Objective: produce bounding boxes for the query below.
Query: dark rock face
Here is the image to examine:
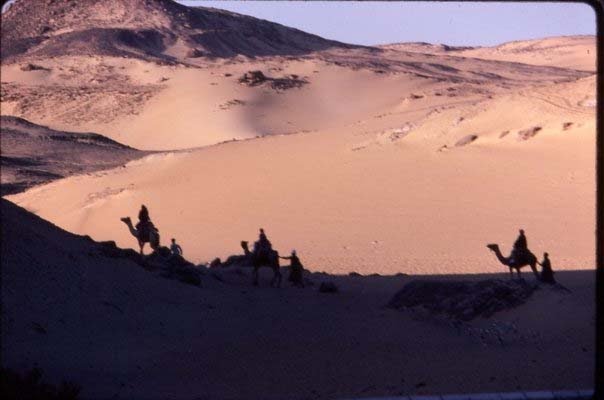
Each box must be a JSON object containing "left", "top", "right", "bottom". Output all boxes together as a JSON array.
[
  {"left": 0, "top": 116, "right": 145, "bottom": 195},
  {"left": 387, "top": 279, "right": 539, "bottom": 321},
  {"left": 1, "top": 0, "right": 357, "bottom": 62},
  {"left": 97, "top": 241, "right": 202, "bottom": 287}
]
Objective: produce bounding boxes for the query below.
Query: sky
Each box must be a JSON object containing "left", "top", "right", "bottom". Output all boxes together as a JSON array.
[{"left": 179, "top": 1, "right": 596, "bottom": 47}]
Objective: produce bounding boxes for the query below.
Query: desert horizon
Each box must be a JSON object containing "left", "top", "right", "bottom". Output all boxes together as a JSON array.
[{"left": 0, "top": 0, "right": 599, "bottom": 399}]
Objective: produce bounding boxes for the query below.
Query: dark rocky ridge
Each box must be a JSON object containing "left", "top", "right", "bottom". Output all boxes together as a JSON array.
[
  {"left": 388, "top": 279, "right": 540, "bottom": 321},
  {"left": 0, "top": 116, "right": 146, "bottom": 195},
  {"left": 1, "top": 0, "right": 360, "bottom": 62},
  {"left": 1, "top": 198, "right": 202, "bottom": 286}
]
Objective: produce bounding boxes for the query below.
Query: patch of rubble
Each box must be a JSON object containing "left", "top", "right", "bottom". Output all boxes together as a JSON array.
[
  {"left": 238, "top": 70, "right": 308, "bottom": 91},
  {"left": 219, "top": 99, "right": 246, "bottom": 110},
  {"left": 517, "top": 126, "right": 542, "bottom": 141},
  {"left": 387, "top": 279, "right": 539, "bottom": 321}
]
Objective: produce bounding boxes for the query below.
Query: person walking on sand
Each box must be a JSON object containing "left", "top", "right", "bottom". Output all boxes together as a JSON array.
[
  {"left": 170, "top": 238, "right": 183, "bottom": 257},
  {"left": 280, "top": 250, "right": 305, "bottom": 287},
  {"left": 538, "top": 252, "right": 555, "bottom": 284}
]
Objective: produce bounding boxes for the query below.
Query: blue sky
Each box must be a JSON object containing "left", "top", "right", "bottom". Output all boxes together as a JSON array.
[{"left": 180, "top": 1, "right": 596, "bottom": 47}]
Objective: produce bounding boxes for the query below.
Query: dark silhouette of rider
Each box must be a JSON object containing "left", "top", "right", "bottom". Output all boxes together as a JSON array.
[
  {"left": 281, "top": 250, "right": 304, "bottom": 287},
  {"left": 513, "top": 229, "right": 527, "bottom": 251},
  {"left": 259, "top": 228, "right": 271, "bottom": 247},
  {"left": 254, "top": 228, "right": 272, "bottom": 256},
  {"left": 510, "top": 229, "right": 527, "bottom": 264},
  {"left": 138, "top": 205, "right": 150, "bottom": 224},
  {"left": 136, "top": 205, "right": 154, "bottom": 241},
  {"left": 538, "top": 252, "right": 555, "bottom": 284}
]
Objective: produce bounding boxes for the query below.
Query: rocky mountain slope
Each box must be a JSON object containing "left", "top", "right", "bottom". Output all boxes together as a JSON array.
[
  {"left": 1, "top": 0, "right": 357, "bottom": 62},
  {"left": 0, "top": 116, "right": 145, "bottom": 195}
]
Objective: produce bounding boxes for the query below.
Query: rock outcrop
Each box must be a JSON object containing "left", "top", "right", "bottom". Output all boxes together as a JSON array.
[{"left": 388, "top": 279, "right": 539, "bottom": 321}]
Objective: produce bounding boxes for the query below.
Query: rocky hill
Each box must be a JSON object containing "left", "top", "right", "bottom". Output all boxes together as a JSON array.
[
  {"left": 1, "top": 0, "right": 358, "bottom": 62},
  {"left": 0, "top": 116, "right": 145, "bottom": 195}
]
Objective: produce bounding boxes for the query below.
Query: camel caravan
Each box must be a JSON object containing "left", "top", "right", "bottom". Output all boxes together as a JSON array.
[
  {"left": 120, "top": 206, "right": 304, "bottom": 287},
  {"left": 121, "top": 205, "right": 556, "bottom": 287}
]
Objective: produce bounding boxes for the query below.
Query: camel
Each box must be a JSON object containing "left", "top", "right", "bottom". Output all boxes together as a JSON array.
[
  {"left": 120, "top": 217, "right": 160, "bottom": 255},
  {"left": 241, "top": 240, "right": 281, "bottom": 287},
  {"left": 486, "top": 244, "right": 539, "bottom": 279}
]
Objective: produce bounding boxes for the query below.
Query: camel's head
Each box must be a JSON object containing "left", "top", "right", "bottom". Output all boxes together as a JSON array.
[
  {"left": 486, "top": 244, "right": 499, "bottom": 252},
  {"left": 120, "top": 217, "right": 131, "bottom": 224},
  {"left": 241, "top": 241, "right": 249, "bottom": 251}
]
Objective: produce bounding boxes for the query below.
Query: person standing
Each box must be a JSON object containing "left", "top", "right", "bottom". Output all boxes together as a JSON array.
[
  {"left": 281, "top": 250, "right": 305, "bottom": 287},
  {"left": 538, "top": 252, "right": 555, "bottom": 283},
  {"left": 170, "top": 238, "right": 183, "bottom": 257}
]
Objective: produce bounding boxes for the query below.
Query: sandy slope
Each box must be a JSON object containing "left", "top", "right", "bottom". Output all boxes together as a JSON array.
[
  {"left": 382, "top": 35, "right": 596, "bottom": 72},
  {"left": 1, "top": 199, "right": 595, "bottom": 399},
  {"left": 1, "top": 35, "right": 594, "bottom": 150},
  {"left": 7, "top": 68, "right": 596, "bottom": 275}
]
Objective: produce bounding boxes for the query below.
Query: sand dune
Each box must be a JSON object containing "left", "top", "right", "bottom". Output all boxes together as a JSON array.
[
  {"left": 7, "top": 72, "right": 596, "bottom": 274},
  {"left": 1, "top": 4, "right": 594, "bottom": 151},
  {"left": 381, "top": 35, "right": 596, "bottom": 72},
  {"left": 3, "top": 2, "right": 596, "bottom": 276}
]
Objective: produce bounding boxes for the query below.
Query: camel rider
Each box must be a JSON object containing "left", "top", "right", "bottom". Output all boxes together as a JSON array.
[
  {"left": 281, "top": 250, "right": 304, "bottom": 287},
  {"left": 509, "top": 229, "right": 527, "bottom": 264},
  {"left": 136, "top": 205, "right": 156, "bottom": 241},
  {"left": 514, "top": 229, "right": 527, "bottom": 251},
  {"left": 254, "top": 228, "right": 272, "bottom": 258},
  {"left": 538, "top": 252, "right": 555, "bottom": 284}
]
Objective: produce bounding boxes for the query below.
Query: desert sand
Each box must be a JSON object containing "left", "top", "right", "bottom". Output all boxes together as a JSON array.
[
  {"left": 1, "top": 199, "right": 595, "bottom": 399},
  {"left": 0, "top": 0, "right": 597, "bottom": 398},
  {"left": 5, "top": 60, "right": 596, "bottom": 275}
]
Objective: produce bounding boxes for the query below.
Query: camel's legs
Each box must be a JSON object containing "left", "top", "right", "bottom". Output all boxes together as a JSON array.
[
  {"left": 271, "top": 269, "right": 281, "bottom": 288},
  {"left": 252, "top": 266, "right": 259, "bottom": 286},
  {"left": 509, "top": 267, "right": 514, "bottom": 278},
  {"left": 530, "top": 263, "right": 540, "bottom": 279},
  {"left": 276, "top": 270, "right": 282, "bottom": 287}
]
